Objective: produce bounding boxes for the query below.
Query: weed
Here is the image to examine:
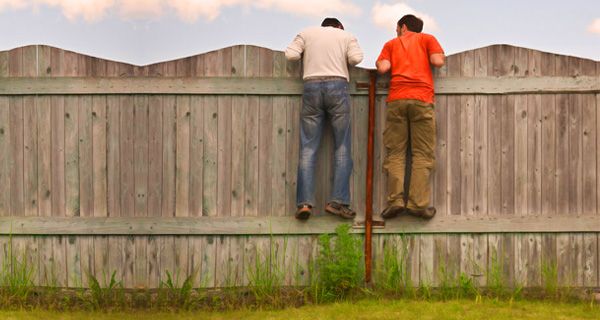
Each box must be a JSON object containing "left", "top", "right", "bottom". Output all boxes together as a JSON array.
[
  {"left": 375, "top": 234, "right": 414, "bottom": 297},
  {"left": 0, "top": 234, "right": 37, "bottom": 309},
  {"left": 157, "top": 269, "right": 199, "bottom": 311},
  {"left": 81, "top": 269, "right": 125, "bottom": 311},
  {"left": 314, "top": 224, "right": 364, "bottom": 302}
]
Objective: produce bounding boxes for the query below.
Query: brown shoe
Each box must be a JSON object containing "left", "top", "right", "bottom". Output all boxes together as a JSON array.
[
  {"left": 295, "top": 204, "right": 312, "bottom": 220},
  {"left": 325, "top": 201, "right": 356, "bottom": 219},
  {"left": 380, "top": 206, "right": 404, "bottom": 219},
  {"left": 407, "top": 207, "right": 436, "bottom": 219}
]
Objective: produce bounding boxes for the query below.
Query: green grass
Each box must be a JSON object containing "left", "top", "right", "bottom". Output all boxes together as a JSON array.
[{"left": 0, "top": 299, "right": 597, "bottom": 320}]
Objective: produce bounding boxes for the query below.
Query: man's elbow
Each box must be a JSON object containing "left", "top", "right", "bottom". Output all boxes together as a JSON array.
[
  {"left": 285, "top": 49, "right": 301, "bottom": 61},
  {"left": 376, "top": 61, "right": 390, "bottom": 74},
  {"left": 430, "top": 54, "right": 445, "bottom": 68},
  {"left": 348, "top": 54, "right": 363, "bottom": 66}
]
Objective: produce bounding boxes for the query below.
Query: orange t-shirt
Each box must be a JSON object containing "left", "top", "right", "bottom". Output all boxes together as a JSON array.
[{"left": 377, "top": 31, "right": 444, "bottom": 103}]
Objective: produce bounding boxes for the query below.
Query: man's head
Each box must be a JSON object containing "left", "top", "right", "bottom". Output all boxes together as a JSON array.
[
  {"left": 321, "top": 17, "right": 344, "bottom": 30},
  {"left": 396, "top": 14, "right": 423, "bottom": 36}
]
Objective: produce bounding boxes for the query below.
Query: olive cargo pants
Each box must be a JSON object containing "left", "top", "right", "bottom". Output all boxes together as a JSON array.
[{"left": 383, "top": 99, "right": 436, "bottom": 211}]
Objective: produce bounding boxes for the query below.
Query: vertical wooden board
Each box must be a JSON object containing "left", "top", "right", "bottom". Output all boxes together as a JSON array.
[
  {"left": 230, "top": 45, "right": 244, "bottom": 77},
  {"left": 23, "top": 96, "right": 38, "bottom": 217},
  {"left": 295, "top": 235, "right": 313, "bottom": 286},
  {"left": 203, "top": 96, "right": 218, "bottom": 217},
  {"left": 488, "top": 45, "right": 515, "bottom": 77},
  {"left": 568, "top": 94, "right": 583, "bottom": 215},
  {"left": 37, "top": 236, "right": 53, "bottom": 286},
  {"left": 0, "top": 50, "right": 8, "bottom": 76},
  {"left": 569, "top": 233, "right": 583, "bottom": 287},
  {"left": 527, "top": 233, "right": 542, "bottom": 287},
  {"left": 176, "top": 95, "right": 191, "bottom": 217},
  {"left": 133, "top": 95, "right": 149, "bottom": 217},
  {"left": 514, "top": 234, "right": 528, "bottom": 286},
  {"left": 432, "top": 234, "right": 447, "bottom": 286},
  {"left": 135, "top": 236, "right": 147, "bottom": 287},
  {"left": 583, "top": 233, "right": 598, "bottom": 287},
  {"left": 258, "top": 96, "right": 273, "bottom": 216},
  {"left": 146, "top": 235, "right": 160, "bottom": 288},
  {"left": 541, "top": 233, "right": 557, "bottom": 284},
  {"left": 229, "top": 236, "right": 244, "bottom": 286},
  {"left": 351, "top": 95, "right": 367, "bottom": 219},
  {"left": 187, "top": 236, "right": 202, "bottom": 287},
  {"left": 201, "top": 235, "right": 216, "bottom": 287},
  {"left": 556, "top": 233, "right": 571, "bottom": 286},
  {"left": 514, "top": 47, "right": 528, "bottom": 77},
  {"left": 217, "top": 96, "right": 232, "bottom": 217},
  {"left": 92, "top": 96, "right": 108, "bottom": 217},
  {"left": 271, "top": 97, "right": 287, "bottom": 216},
  {"left": 66, "top": 235, "right": 82, "bottom": 287},
  {"left": 243, "top": 235, "right": 257, "bottom": 286},
  {"left": 106, "top": 94, "right": 121, "bottom": 218},
  {"left": 446, "top": 234, "right": 461, "bottom": 283},
  {"left": 502, "top": 234, "right": 514, "bottom": 286},
  {"left": 121, "top": 235, "right": 135, "bottom": 288},
  {"left": 146, "top": 95, "right": 163, "bottom": 218},
  {"left": 79, "top": 95, "right": 93, "bottom": 217},
  {"left": 473, "top": 95, "right": 488, "bottom": 215},
  {"left": 273, "top": 51, "right": 286, "bottom": 78},
  {"left": 244, "top": 97, "right": 259, "bottom": 217},
  {"left": 372, "top": 96, "right": 387, "bottom": 216},
  {"left": 38, "top": 46, "right": 52, "bottom": 77},
  {"left": 472, "top": 234, "right": 487, "bottom": 286},
  {"left": 9, "top": 97, "right": 24, "bottom": 216},
  {"left": 215, "top": 236, "right": 230, "bottom": 287},
  {"left": 460, "top": 95, "right": 475, "bottom": 215},
  {"left": 555, "top": 94, "right": 569, "bottom": 215},
  {"left": 119, "top": 95, "right": 135, "bottom": 217},
  {"left": 433, "top": 95, "right": 448, "bottom": 215},
  {"left": 230, "top": 96, "right": 246, "bottom": 217},
  {"left": 107, "top": 236, "right": 123, "bottom": 286},
  {"left": 175, "top": 237, "right": 189, "bottom": 285},
  {"left": 487, "top": 95, "right": 502, "bottom": 215},
  {"left": 50, "top": 96, "right": 65, "bottom": 217},
  {"left": 486, "top": 234, "right": 502, "bottom": 287},
  {"left": 446, "top": 95, "right": 461, "bottom": 215},
  {"left": 0, "top": 97, "right": 8, "bottom": 216},
  {"left": 418, "top": 235, "right": 434, "bottom": 286},
  {"left": 459, "top": 234, "right": 474, "bottom": 282},
  {"left": 281, "top": 236, "right": 297, "bottom": 286},
  {"left": 514, "top": 95, "right": 528, "bottom": 215},
  {"left": 37, "top": 97, "right": 52, "bottom": 217},
  {"left": 94, "top": 236, "right": 109, "bottom": 285},
  {"left": 64, "top": 97, "right": 79, "bottom": 217},
  {"left": 527, "top": 95, "right": 542, "bottom": 214},
  {"left": 8, "top": 47, "right": 23, "bottom": 78},
  {"left": 189, "top": 95, "right": 203, "bottom": 217},
  {"left": 501, "top": 95, "right": 515, "bottom": 215},
  {"left": 53, "top": 236, "right": 67, "bottom": 287},
  {"left": 527, "top": 49, "right": 541, "bottom": 76},
  {"left": 162, "top": 95, "right": 176, "bottom": 217},
  {"left": 541, "top": 94, "right": 556, "bottom": 215},
  {"left": 582, "top": 94, "right": 596, "bottom": 214}
]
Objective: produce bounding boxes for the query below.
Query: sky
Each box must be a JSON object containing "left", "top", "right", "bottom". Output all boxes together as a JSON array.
[{"left": 0, "top": 0, "right": 598, "bottom": 69}]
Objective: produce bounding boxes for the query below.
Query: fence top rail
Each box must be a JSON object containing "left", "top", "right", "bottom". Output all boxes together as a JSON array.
[{"left": 0, "top": 75, "right": 598, "bottom": 95}]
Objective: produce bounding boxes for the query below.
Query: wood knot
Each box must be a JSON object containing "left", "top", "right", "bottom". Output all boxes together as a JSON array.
[
  {"left": 0, "top": 128, "right": 4, "bottom": 135},
  {"left": 65, "top": 113, "right": 70, "bottom": 119},
  {"left": 212, "top": 113, "right": 217, "bottom": 119}
]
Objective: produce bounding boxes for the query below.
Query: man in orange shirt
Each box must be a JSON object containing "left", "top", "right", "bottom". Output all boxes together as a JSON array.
[{"left": 376, "top": 14, "right": 445, "bottom": 219}]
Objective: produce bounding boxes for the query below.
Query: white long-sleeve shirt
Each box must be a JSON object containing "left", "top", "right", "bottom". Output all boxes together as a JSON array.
[{"left": 285, "top": 26, "right": 364, "bottom": 82}]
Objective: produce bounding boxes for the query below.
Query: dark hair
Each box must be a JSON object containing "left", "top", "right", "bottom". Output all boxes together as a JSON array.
[
  {"left": 397, "top": 14, "right": 423, "bottom": 33},
  {"left": 321, "top": 17, "right": 344, "bottom": 30}
]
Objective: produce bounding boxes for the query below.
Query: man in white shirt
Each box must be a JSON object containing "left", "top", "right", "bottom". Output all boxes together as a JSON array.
[{"left": 285, "top": 17, "right": 364, "bottom": 220}]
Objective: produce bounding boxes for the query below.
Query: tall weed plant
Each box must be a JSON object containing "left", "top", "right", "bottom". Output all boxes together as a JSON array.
[
  {"left": 0, "top": 234, "right": 36, "bottom": 309},
  {"left": 314, "top": 224, "right": 363, "bottom": 301}
]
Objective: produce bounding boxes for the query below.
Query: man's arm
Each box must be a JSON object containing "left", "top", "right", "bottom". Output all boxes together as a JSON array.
[
  {"left": 347, "top": 36, "right": 364, "bottom": 66},
  {"left": 285, "top": 33, "right": 304, "bottom": 61},
  {"left": 376, "top": 59, "right": 391, "bottom": 74},
  {"left": 430, "top": 53, "right": 445, "bottom": 67}
]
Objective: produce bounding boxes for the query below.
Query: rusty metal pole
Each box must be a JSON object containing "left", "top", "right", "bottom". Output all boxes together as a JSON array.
[{"left": 365, "top": 70, "right": 377, "bottom": 283}]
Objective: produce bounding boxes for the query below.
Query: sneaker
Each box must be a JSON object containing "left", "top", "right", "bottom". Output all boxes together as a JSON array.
[
  {"left": 380, "top": 206, "right": 404, "bottom": 219},
  {"left": 406, "top": 207, "right": 436, "bottom": 219},
  {"left": 325, "top": 201, "right": 356, "bottom": 219},
  {"left": 295, "top": 204, "right": 312, "bottom": 220}
]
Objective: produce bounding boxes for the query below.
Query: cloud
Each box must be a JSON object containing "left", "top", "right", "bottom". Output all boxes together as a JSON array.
[
  {"left": 372, "top": 2, "right": 439, "bottom": 32},
  {"left": 0, "top": 0, "right": 361, "bottom": 23},
  {"left": 586, "top": 18, "right": 600, "bottom": 35}
]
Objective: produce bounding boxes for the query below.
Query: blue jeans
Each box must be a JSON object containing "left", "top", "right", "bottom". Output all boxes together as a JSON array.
[{"left": 296, "top": 78, "right": 353, "bottom": 207}]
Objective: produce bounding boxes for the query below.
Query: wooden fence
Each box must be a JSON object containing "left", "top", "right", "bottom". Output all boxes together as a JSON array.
[{"left": 0, "top": 44, "right": 598, "bottom": 289}]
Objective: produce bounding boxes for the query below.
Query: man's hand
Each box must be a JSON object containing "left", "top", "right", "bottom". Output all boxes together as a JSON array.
[
  {"left": 376, "top": 60, "right": 391, "bottom": 74},
  {"left": 430, "top": 53, "right": 445, "bottom": 68}
]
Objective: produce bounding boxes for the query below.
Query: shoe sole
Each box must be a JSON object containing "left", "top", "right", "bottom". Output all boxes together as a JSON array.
[
  {"left": 295, "top": 208, "right": 311, "bottom": 220},
  {"left": 325, "top": 206, "right": 356, "bottom": 219},
  {"left": 407, "top": 207, "right": 436, "bottom": 219},
  {"left": 381, "top": 206, "right": 403, "bottom": 219}
]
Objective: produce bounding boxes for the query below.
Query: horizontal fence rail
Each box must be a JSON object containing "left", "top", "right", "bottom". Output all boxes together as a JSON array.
[
  {"left": 1, "top": 76, "right": 598, "bottom": 95},
  {"left": 0, "top": 214, "right": 598, "bottom": 235}
]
